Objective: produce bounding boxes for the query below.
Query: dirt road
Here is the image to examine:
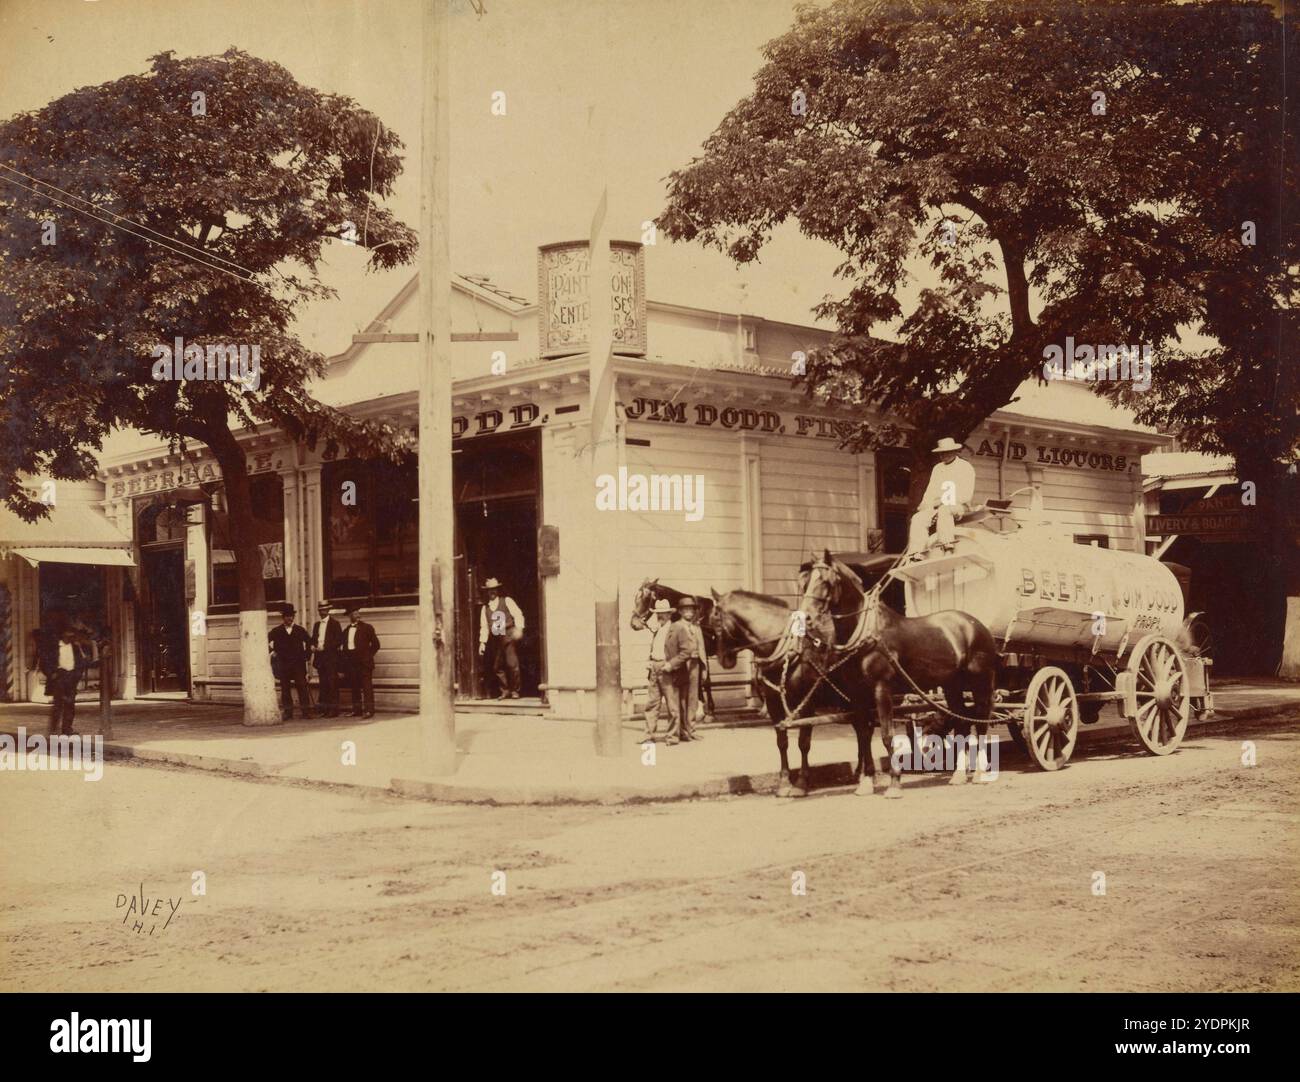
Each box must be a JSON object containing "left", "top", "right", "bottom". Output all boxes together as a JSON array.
[{"left": 3, "top": 716, "right": 1297, "bottom": 992}]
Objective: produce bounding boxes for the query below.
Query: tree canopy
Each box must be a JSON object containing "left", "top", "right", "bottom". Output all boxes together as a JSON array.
[
  {"left": 659, "top": 0, "right": 1297, "bottom": 478},
  {"left": 0, "top": 48, "right": 418, "bottom": 520}
]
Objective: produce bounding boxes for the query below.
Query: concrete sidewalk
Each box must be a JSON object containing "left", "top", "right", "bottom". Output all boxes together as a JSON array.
[{"left": 4, "top": 680, "right": 1299, "bottom": 804}]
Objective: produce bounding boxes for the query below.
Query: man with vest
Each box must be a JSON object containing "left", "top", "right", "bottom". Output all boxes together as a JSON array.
[
  {"left": 661, "top": 597, "right": 706, "bottom": 744},
  {"left": 641, "top": 598, "right": 674, "bottom": 742},
  {"left": 908, "top": 437, "right": 977, "bottom": 557},
  {"left": 268, "top": 604, "right": 314, "bottom": 721},
  {"left": 478, "top": 578, "right": 524, "bottom": 699},
  {"left": 341, "top": 604, "right": 381, "bottom": 717},
  {"left": 309, "top": 600, "right": 344, "bottom": 718}
]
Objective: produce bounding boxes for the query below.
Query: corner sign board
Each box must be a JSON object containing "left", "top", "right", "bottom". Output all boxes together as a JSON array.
[
  {"left": 538, "top": 525, "right": 560, "bottom": 577},
  {"left": 538, "top": 241, "right": 646, "bottom": 359}
]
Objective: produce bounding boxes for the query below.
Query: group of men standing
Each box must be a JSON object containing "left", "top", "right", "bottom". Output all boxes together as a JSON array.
[
  {"left": 642, "top": 596, "right": 707, "bottom": 745},
  {"left": 269, "top": 601, "right": 381, "bottom": 720}
]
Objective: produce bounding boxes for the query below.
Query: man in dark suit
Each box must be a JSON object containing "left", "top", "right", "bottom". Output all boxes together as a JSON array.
[
  {"left": 268, "top": 604, "right": 314, "bottom": 720},
  {"left": 341, "top": 605, "right": 380, "bottom": 718},
  {"left": 309, "top": 600, "right": 344, "bottom": 718},
  {"left": 660, "top": 597, "right": 704, "bottom": 744}
]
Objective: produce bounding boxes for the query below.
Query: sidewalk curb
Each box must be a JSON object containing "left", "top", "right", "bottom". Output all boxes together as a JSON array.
[
  {"left": 100, "top": 741, "right": 271, "bottom": 777},
  {"left": 389, "top": 761, "right": 862, "bottom": 807},
  {"left": 7, "top": 701, "right": 1299, "bottom": 806}
]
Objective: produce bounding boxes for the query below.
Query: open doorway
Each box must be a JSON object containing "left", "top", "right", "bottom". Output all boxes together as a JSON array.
[
  {"left": 36, "top": 562, "right": 108, "bottom": 700},
  {"left": 135, "top": 501, "right": 191, "bottom": 694},
  {"left": 452, "top": 431, "right": 542, "bottom": 699}
]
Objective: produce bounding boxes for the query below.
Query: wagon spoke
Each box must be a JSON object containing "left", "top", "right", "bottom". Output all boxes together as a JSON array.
[
  {"left": 1022, "top": 666, "right": 1078, "bottom": 771},
  {"left": 1127, "top": 636, "right": 1190, "bottom": 757}
]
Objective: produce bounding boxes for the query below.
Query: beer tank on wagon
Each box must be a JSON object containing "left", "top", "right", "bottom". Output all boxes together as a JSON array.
[
  {"left": 899, "top": 529, "right": 1186, "bottom": 658},
  {"left": 889, "top": 510, "right": 1212, "bottom": 770}
]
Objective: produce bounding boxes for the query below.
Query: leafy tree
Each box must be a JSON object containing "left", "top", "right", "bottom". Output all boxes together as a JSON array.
[
  {"left": 659, "top": 0, "right": 1297, "bottom": 535},
  {"left": 0, "top": 49, "right": 417, "bottom": 724}
]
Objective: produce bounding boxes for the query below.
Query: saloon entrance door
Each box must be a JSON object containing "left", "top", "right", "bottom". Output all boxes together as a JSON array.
[{"left": 452, "top": 431, "right": 543, "bottom": 699}]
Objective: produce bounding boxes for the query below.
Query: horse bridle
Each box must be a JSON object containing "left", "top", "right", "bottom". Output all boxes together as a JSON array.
[
  {"left": 800, "top": 557, "right": 880, "bottom": 653},
  {"left": 629, "top": 581, "right": 656, "bottom": 631}
]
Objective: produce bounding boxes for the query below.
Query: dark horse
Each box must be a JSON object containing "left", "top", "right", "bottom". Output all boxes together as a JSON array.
[
  {"left": 798, "top": 549, "right": 999, "bottom": 796},
  {"left": 629, "top": 578, "right": 716, "bottom": 717},
  {"left": 708, "top": 586, "right": 879, "bottom": 798}
]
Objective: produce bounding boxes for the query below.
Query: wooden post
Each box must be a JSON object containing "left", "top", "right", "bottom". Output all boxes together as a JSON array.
[
  {"left": 417, "top": 0, "right": 457, "bottom": 775},
  {"left": 589, "top": 194, "right": 622, "bottom": 756},
  {"left": 98, "top": 640, "right": 113, "bottom": 740}
]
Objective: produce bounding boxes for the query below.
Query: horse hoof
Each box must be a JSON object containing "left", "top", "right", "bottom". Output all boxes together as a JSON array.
[
  {"left": 789, "top": 785, "right": 809, "bottom": 798},
  {"left": 854, "top": 779, "right": 875, "bottom": 797},
  {"left": 775, "top": 782, "right": 795, "bottom": 799},
  {"left": 948, "top": 771, "right": 970, "bottom": 786},
  {"left": 884, "top": 785, "right": 904, "bottom": 800},
  {"left": 975, "top": 771, "right": 998, "bottom": 784}
]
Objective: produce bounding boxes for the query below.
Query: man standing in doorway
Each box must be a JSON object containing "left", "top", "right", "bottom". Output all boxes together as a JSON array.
[
  {"left": 641, "top": 598, "right": 674, "bottom": 741},
  {"left": 907, "top": 437, "right": 977, "bottom": 557},
  {"left": 269, "top": 604, "right": 314, "bottom": 721},
  {"left": 341, "top": 605, "right": 381, "bottom": 717},
  {"left": 661, "top": 597, "right": 705, "bottom": 744},
  {"left": 46, "top": 627, "right": 88, "bottom": 736},
  {"left": 478, "top": 578, "right": 524, "bottom": 699},
  {"left": 309, "top": 600, "right": 343, "bottom": 718}
]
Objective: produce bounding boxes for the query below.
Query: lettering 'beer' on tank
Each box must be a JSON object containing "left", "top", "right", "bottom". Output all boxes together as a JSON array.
[{"left": 902, "top": 528, "right": 1185, "bottom": 654}]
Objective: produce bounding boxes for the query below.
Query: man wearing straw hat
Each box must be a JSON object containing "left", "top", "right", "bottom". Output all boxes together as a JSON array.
[
  {"left": 641, "top": 598, "right": 675, "bottom": 742},
  {"left": 907, "top": 437, "right": 976, "bottom": 557},
  {"left": 478, "top": 577, "right": 524, "bottom": 699}
]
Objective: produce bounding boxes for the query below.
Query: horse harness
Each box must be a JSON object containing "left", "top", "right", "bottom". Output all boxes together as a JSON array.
[{"left": 754, "top": 579, "right": 884, "bottom": 722}]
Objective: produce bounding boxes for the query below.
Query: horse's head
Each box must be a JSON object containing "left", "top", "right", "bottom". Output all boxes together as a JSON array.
[
  {"left": 629, "top": 577, "right": 659, "bottom": 631},
  {"left": 799, "top": 548, "right": 844, "bottom": 618},
  {"left": 708, "top": 587, "right": 739, "bottom": 669}
]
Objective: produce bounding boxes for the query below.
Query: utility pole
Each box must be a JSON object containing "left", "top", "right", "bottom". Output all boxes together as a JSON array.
[
  {"left": 417, "top": 0, "right": 457, "bottom": 774},
  {"left": 589, "top": 190, "right": 622, "bottom": 756}
]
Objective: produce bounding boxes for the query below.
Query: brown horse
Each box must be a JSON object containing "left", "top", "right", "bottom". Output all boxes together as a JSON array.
[
  {"left": 798, "top": 549, "right": 999, "bottom": 797},
  {"left": 708, "top": 586, "right": 878, "bottom": 798}
]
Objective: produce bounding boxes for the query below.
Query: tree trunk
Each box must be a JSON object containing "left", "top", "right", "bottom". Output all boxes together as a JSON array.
[
  {"left": 208, "top": 428, "right": 281, "bottom": 726},
  {"left": 1235, "top": 453, "right": 1295, "bottom": 676}
]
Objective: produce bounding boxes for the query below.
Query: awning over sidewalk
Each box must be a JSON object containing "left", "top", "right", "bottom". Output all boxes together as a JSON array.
[
  {"left": 12, "top": 546, "right": 135, "bottom": 567},
  {"left": 0, "top": 501, "right": 134, "bottom": 567}
]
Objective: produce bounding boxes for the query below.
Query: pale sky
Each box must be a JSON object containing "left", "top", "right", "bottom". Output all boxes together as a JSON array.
[{"left": 0, "top": 0, "right": 845, "bottom": 325}]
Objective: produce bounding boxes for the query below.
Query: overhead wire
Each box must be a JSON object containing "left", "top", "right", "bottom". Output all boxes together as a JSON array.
[
  {"left": 0, "top": 170, "right": 257, "bottom": 285},
  {"left": 0, "top": 160, "right": 257, "bottom": 277}
]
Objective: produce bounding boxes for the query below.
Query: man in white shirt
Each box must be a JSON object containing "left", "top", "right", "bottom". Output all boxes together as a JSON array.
[
  {"left": 478, "top": 578, "right": 525, "bottom": 699},
  {"left": 641, "top": 599, "right": 674, "bottom": 741},
  {"left": 908, "top": 437, "right": 977, "bottom": 556},
  {"left": 47, "top": 628, "right": 87, "bottom": 736}
]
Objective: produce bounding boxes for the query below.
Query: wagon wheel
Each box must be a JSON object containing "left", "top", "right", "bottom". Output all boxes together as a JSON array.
[
  {"left": 1021, "top": 666, "right": 1079, "bottom": 771},
  {"left": 1126, "top": 635, "right": 1189, "bottom": 756}
]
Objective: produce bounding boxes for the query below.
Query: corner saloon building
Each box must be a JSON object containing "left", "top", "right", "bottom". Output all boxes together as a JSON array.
[{"left": 0, "top": 243, "right": 1170, "bottom": 718}]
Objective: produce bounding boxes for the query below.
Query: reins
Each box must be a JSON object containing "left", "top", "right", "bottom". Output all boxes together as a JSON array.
[{"left": 801, "top": 558, "right": 1014, "bottom": 728}]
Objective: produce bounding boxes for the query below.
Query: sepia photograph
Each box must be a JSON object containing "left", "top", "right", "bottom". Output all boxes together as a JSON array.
[{"left": 0, "top": 0, "right": 1296, "bottom": 1038}]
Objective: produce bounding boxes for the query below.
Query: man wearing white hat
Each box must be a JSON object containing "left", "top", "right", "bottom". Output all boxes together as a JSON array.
[
  {"left": 478, "top": 577, "right": 525, "bottom": 699},
  {"left": 908, "top": 437, "right": 977, "bottom": 556},
  {"left": 641, "top": 598, "right": 674, "bottom": 741}
]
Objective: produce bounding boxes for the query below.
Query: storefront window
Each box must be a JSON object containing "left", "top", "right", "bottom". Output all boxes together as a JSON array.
[
  {"left": 138, "top": 503, "right": 188, "bottom": 544},
  {"left": 210, "top": 474, "right": 286, "bottom": 608},
  {"left": 323, "top": 459, "right": 419, "bottom": 603}
]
